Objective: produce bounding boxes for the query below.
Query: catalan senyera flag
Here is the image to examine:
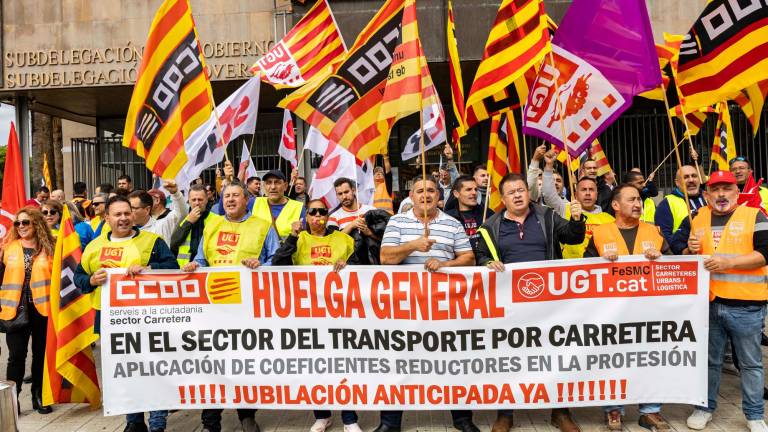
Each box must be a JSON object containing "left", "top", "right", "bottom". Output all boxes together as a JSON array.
[
  {"left": 377, "top": 0, "right": 442, "bottom": 153},
  {"left": 558, "top": 139, "right": 611, "bottom": 176},
  {"left": 251, "top": 0, "right": 347, "bottom": 88},
  {"left": 447, "top": 0, "right": 466, "bottom": 147},
  {"left": 487, "top": 112, "right": 521, "bottom": 212},
  {"left": 677, "top": 1, "right": 768, "bottom": 109},
  {"left": 732, "top": 80, "right": 768, "bottom": 136},
  {"left": 464, "top": 0, "right": 550, "bottom": 130},
  {"left": 669, "top": 104, "right": 716, "bottom": 137},
  {"left": 711, "top": 102, "right": 736, "bottom": 172},
  {"left": 42, "top": 153, "right": 53, "bottom": 189},
  {"left": 42, "top": 205, "right": 100, "bottom": 407},
  {"left": 279, "top": 0, "right": 407, "bottom": 161},
  {"left": 122, "top": 0, "right": 214, "bottom": 180}
]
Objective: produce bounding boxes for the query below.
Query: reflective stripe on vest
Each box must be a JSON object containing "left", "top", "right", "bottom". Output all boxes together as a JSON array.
[
  {"left": 81, "top": 230, "right": 161, "bottom": 310},
  {"left": 0, "top": 240, "right": 52, "bottom": 319},
  {"left": 561, "top": 208, "right": 614, "bottom": 259},
  {"left": 591, "top": 221, "right": 664, "bottom": 257},
  {"left": 641, "top": 197, "right": 656, "bottom": 224},
  {"left": 477, "top": 227, "right": 500, "bottom": 262},
  {"left": 202, "top": 213, "right": 272, "bottom": 267},
  {"left": 664, "top": 194, "right": 689, "bottom": 232},
  {"left": 691, "top": 206, "right": 768, "bottom": 301},
  {"left": 177, "top": 212, "right": 214, "bottom": 266},
  {"left": 252, "top": 197, "right": 304, "bottom": 240}
]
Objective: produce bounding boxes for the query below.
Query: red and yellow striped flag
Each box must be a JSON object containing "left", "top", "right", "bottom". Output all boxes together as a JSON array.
[
  {"left": 251, "top": 0, "right": 346, "bottom": 88},
  {"left": 42, "top": 205, "right": 100, "bottom": 407},
  {"left": 42, "top": 153, "right": 53, "bottom": 189},
  {"left": 447, "top": 0, "right": 467, "bottom": 147},
  {"left": 558, "top": 139, "right": 611, "bottom": 176},
  {"left": 732, "top": 80, "right": 768, "bottom": 136},
  {"left": 465, "top": 0, "right": 550, "bottom": 130},
  {"left": 711, "top": 102, "right": 736, "bottom": 171},
  {"left": 669, "top": 104, "right": 716, "bottom": 137},
  {"left": 122, "top": 0, "right": 214, "bottom": 180},
  {"left": 487, "top": 112, "right": 521, "bottom": 212},
  {"left": 279, "top": 0, "right": 406, "bottom": 161},
  {"left": 677, "top": 1, "right": 768, "bottom": 109},
  {"left": 377, "top": 0, "right": 441, "bottom": 150}
]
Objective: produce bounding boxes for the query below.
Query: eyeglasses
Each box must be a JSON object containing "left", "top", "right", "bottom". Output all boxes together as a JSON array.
[
  {"left": 92, "top": 201, "right": 105, "bottom": 206},
  {"left": 307, "top": 208, "right": 329, "bottom": 216},
  {"left": 13, "top": 220, "right": 31, "bottom": 227},
  {"left": 41, "top": 210, "right": 58, "bottom": 216}
]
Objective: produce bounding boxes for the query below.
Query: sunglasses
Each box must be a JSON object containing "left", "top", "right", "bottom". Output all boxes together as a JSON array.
[
  {"left": 42, "top": 210, "right": 59, "bottom": 216},
  {"left": 13, "top": 220, "right": 31, "bottom": 227},
  {"left": 307, "top": 208, "right": 329, "bottom": 216},
  {"left": 729, "top": 156, "right": 748, "bottom": 165},
  {"left": 92, "top": 201, "right": 105, "bottom": 206}
]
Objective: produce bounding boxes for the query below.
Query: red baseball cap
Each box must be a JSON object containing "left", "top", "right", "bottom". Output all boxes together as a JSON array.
[
  {"left": 148, "top": 189, "right": 166, "bottom": 202},
  {"left": 706, "top": 170, "right": 737, "bottom": 187}
]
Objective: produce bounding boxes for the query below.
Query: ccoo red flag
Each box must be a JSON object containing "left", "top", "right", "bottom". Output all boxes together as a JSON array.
[{"left": 0, "top": 122, "right": 27, "bottom": 239}]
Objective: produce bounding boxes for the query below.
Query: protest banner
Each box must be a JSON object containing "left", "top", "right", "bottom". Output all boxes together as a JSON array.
[{"left": 100, "top": 256, "right": 708, "bottom": 415}]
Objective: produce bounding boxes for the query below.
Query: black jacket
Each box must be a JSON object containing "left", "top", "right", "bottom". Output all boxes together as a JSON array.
[
  {"left": 348, "top": 209, "right": 391, "bottom": 265},
  {"left": 475, "top": 203, "right": 585, "bottom": 265}
]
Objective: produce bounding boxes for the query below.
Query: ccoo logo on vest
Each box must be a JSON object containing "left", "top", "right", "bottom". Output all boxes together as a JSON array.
[{"left": 110, "top": 271, "right": 242, "bottom": 307}]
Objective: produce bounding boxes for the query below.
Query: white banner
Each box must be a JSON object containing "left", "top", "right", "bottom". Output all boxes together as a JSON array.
[{"left": 100, "top": 256, "right": 708, "bottom": 415}]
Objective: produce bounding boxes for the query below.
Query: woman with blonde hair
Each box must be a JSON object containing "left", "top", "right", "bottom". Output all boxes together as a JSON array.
[{"left": 0, "top": 206, "right": 55, "bottom": 414}]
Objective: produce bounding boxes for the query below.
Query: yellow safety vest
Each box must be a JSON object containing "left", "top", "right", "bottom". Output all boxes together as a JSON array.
[
  {"left": 81, "top": 230, "right": 160, "bottom": 310},
  {"left": 252, "top": 197, "right": 304, "bottom": 240},
  {"left": 177, "top": 212, "right": 215, "bottom": 266},
  {"left": 0, "top": 241, "right": 52, "bottom": 319},
  {"left": 561, "top": 207, "right": 614, "bottom": 259},
  {"left": 293, "top": 230, "right": 354, "bottom": 265},
  {"left": 760, "top": 187, "right": 768, "bottom": 215},
  {"left": 202, "top": 213, "right": 271, "bottom": 267},
  {"left": 592, "top": 221, "right": 664, "bottom": 256},
  {"left": 641, "top": 197, "right": 656, "bottom": 224},
  {"left": 663, "top": 194, "right": 690, "bottom": 233},
  {"left": 691, "top": 206, "right": 768, "bottom": 301},
  {"left": 89, "top": 216, "right": 102, "bottom": 231}
]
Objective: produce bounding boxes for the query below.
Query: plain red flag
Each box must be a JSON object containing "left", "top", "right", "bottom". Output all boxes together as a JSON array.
[{"left": 0, "top": 122, "right": 27, "bottom": 239}]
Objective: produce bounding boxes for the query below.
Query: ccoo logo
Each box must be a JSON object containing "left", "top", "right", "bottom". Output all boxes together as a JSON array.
[{"left": 516, "top": 272, "right": 546, "bottom": 299}]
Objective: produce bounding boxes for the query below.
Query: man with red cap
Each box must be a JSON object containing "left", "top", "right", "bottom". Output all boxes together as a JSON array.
[{"left": 686, "top": 171, "right": 768, "bottom": 432}]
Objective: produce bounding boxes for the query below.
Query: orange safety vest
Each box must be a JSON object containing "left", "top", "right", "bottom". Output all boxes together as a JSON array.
[
  {"left": 592, "top": 221, "right": 664, "bottom": 256},
  {"left": 0, "top": 240, "right": 52, "bottom": 319},
  {"left": 373, "top": 181, "right": 393, "bottom": 214},
  {"left": 691, "top": 206, "right": 768, "bottom": 301}
]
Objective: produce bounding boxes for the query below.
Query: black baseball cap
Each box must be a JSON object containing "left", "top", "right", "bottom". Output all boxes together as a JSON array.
[{"left": 263, "top": 170, "right": 287, "bottom": 181}]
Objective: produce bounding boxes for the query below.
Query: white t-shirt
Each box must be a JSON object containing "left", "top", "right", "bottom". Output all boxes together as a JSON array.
[{"left": 328, "top": 204, "right": 376, "bottom": 229}]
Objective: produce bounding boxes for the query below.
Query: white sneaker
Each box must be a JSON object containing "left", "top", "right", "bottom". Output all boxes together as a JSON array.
[
  {"left": 749, "top": 420, "right": 768, "bottom": 432},
  {"left": 686, "top": 409, "right": 713, "bottom": 430},
  {"left": 310, "top": 418, "right": 333, "bottom": 432},
  {"left": 343, "top": 423, "right": 363, "bottom": 432}
]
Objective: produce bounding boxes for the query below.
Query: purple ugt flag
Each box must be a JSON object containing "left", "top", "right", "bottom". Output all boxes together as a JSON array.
[{"left": 523, "top": 0, "right": 661, "bottom": 157}]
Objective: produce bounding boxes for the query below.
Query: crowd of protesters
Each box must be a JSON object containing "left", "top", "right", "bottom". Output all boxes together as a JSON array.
[{"left": 2, "top": 143, "right": 768, "bottom": 432}]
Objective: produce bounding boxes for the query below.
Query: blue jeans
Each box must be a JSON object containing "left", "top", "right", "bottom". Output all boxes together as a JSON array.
[
  {"left": 603, "top": 403, "right": 660, "bottom": 414},
  {"left": 126, "top": 411, "right": 168, "bottom": 430},
  {"left": 697, "top": 302, "right": 766, "bottom": 420},
  {"left": 314, "top": 410, "right": 359, "bottom": 425}
]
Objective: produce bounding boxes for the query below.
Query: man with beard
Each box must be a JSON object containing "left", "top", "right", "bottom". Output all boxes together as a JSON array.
[
  {"left": 685, "top": 171, "right": 768, "bottom": 432},
  {"left": 328, "top": 177, "right": 376, "bottom": 232},
  {"left": 655, "top": 165, "right": 706, "bottom": 246},
  {"left": 445, "top": 175, "right": 492, "bottom": 253}
]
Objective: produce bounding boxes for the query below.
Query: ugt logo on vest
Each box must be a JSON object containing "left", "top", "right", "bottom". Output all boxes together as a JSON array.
[
  {"left": 216, "top": 231, "right": 240, "bottom": 256},
  {"left": 100, "top": 247, "right": 124, "bottom": 262},
  {"left": 311, "top": 245, "right": 332, "bottom": 260}
]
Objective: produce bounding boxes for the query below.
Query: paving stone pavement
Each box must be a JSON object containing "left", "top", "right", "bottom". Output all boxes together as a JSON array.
[{"left": 0, "top": 338, "right": 764, "bottom": 431}]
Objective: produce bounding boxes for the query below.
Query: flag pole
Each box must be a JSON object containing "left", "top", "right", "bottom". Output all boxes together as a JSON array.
[
  {"left": 547, "top": 51, "right": 577, "bottom": 200},
  {"left": 482, "top": 153, "right": 492, "bottom": 222},
  {"left": 647, "top": 136, "right": 686, "bottom": 181},
  {"left": 675, "top": 103, "right": 703, "bottom": 181},
  {"left": 287, "top": 149, "right": 306, "bottom": 196},
  {"left": 520, "top": 110, "right": 529, "bottom": 172},
  {"left": 661, "top": 82, "right": 693, "bottom": 221}
]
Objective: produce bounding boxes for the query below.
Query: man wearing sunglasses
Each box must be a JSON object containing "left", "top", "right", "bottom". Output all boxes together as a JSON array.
[
  {"left": 377, "top": 174, "right": 478, "bottom": 432},
  {"left": 182, "top": 181, "right": 279, "bottom": 432},
  {"left": 730, "top": 156, "right": 768, "bottom": 214},
  {"left": 583, "top": 184, "right": 670, "bottom": 431},
  {"left": 476, "top": 173, "right": 585, "bottom": 432}
]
